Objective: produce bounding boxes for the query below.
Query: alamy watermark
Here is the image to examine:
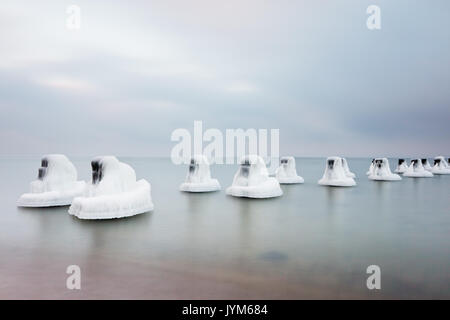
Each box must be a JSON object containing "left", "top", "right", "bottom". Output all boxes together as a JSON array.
[
  {"left": 66, "top": 5, "right": 81, "bottom": 30},
  {"left": 171, "top": 121, "right": 280, "bottom": 171},
  {"left": 366, "top": 265, "right": 381, "bottom": 290},
  {"left": 367, "top": 5, "right": 381, "bottom": 30},
  {"left": 66, "top": 265, "right": 81, "bottom": 290}
]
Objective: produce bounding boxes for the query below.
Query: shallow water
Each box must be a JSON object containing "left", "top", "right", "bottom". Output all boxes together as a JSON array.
[{"left": 0, "top": 157, "right": 449, "bottom": 299}]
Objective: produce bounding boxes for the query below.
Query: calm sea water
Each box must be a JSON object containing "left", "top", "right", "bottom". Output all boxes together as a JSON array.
[{"left": 0, "top": 157, "right": 449, "bottom": 299}]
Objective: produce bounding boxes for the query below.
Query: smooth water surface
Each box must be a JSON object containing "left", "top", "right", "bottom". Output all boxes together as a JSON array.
[{"left": 0, "top": 157, "right": 449, "bottom": 299}]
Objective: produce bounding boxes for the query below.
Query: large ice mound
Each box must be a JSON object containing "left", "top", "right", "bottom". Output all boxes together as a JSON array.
[
  {"left": 275, "top": 156, "right": 304, "bottom": 184},
  {"left": 368, "top": 158, "right": 401, "bottom": 181},
  {"left": 226, "top": 155, "right": 283, "bottom": 198},
  {"left": 341, "top": 158, "right": 356, "bottom": 178},
  {"left": 69, "top": 156, "right": 153, "bottom": 219},
  {"left": 431, "top": 156, "right": 450, "bottom": 175},
  {"left": 318, "top": 156, "right": 356, "bottom": 187},
  {"left": 17, "top": 154, "right": 85, "bottom": 207},
  {"left": 179, "top": 155, "right": 221, "bottom": 192},
  {"left": 394, "top": 158, "right": 408, "bottom": 174},
  {"left": 403, "top": 159, "right": 434, "bottom": 178}
]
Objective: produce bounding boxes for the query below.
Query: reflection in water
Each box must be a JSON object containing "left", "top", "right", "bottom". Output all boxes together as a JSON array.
[
  {"left": 183, "top": 192, "right": 216, "bottom": 247},
  {"left": 232, "top": 196, "right": 290, "bottom": 269},
  {"left": 17, "top": 206, "right": 70, "bottom": 266},
  {"left": 373, "top": 181, "right": 392, "bottom": 210},
  {"left": 231, "top": 196, "right": 253, "bottom": 254},
  {"left": 18, "top": 206, "right": 71, "bottom": 247},
  {"left": 280, "top": 184, "right": 293, "bottom": 197},
  {"left": 184, "top": 192, "right": 215, "bottom": 216},
  {"left": 71, "top": 211, "right": 152, "bottom": 260},
  {"left": 324, "top": 186, "right": 346, "bottom": 214},
  {"left": 17, "top": 205, "right": 68, "bottom": 216},
  {"left": 411, "top": 177, "right": 421, "bottom": 208}
]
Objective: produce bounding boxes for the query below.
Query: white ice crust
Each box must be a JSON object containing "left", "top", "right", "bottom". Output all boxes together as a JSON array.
[
  {"left": 275, "top": 156, "right": 304, "bottom": 184},
  {"left": 394, "top": 159, "right": 408, "bottom": 174},
  {"left": 17, "top": 154, "right": 86, "bottom": 207},
  {"left": 341, "top": 158, "right": 356, "bottom": 178},
  {"left": 368, "top": 158, "right": 402, "bottom": 181},
  {"left": 403, "top": 159, "right": 434, "bottom": 178},
  {"left": 318, "top": 156, "right": 356, "bottom": 187},
  {"left": 179, "top": 155, "right": 221, "bottom": 192},
  {"left": 366, "top": 160, "right": 375, "bottom": 176},
  {"left": 431, "top": 156, "right": 450, "bottom": 175},
  {"left": 69, "top": 156, "right": 153, "bottom": 219},
  {"left": 226, "top": 155, "right": 283, "bottom": 198},
  {"left": 421, "top": 159, "right": 432, "bottom": 171}
]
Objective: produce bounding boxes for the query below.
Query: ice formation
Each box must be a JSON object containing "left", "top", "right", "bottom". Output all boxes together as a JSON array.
[
  {"left": 275, "top": 156, "right": 304, "bottom": 184},
  {"left": 17, "top": 154, "right": 85, "bottom": 207},
  {"left": 403, "top": 159, "right": 434, "bottom": 178},
  {"left": 368, "top": 158, "right": 401, "bottom": 181},
  {"left": 226, "top": 155, "right": 283, "bottom": 198},
  {"left": 318, "top": 157, "right": 356, "bottom": 187},
  {"left": 69, "top": 156, "right": 153, "bottom": 219},
  {"left": 431, "top": 156, "right": 450, "bottom": 175},
  {"left": 421, "top": 158, "right": 432, "bottom": 171},
  {"left": 179, "top": 155, "right": 221, "bottom": 192},
  {"left": 366, "top": 159, "right": 375, "bottom": 176},
  {"left": 394, "top": 158, "right": 408, "bottom": 174},
  {"left": 341, "top": 158, "right": 356, "bottom": 178}
]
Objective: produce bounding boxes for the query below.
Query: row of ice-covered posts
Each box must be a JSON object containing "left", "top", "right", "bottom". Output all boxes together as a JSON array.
[{"left": 17, "top": 154, "right": 449, "bottom": 220}]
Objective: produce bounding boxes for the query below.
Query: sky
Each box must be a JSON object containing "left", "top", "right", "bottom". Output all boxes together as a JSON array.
[{"left": 0, "top": 0, "right": 449, "bottom": 157}]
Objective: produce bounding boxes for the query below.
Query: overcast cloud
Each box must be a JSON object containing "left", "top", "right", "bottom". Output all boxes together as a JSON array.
[{"left": 0, "top": 0, "right": 449, "bottom": 157}]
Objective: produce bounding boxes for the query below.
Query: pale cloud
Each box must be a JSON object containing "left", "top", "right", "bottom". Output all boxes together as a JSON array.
[
  {"left": 99, "top": 99, "right": 182, "bottom": 115},
  {"left": 225, "top": 81, "right": 260, "bottom": 94},
  {"left": 0, "top": 0, "right": 449, "bottom": 156},
  {"left": 34, "top": 76, "right": 96, "bottom": 93},
  {"left": 127, "top": 62, "right": 212, "bottom": 79}
]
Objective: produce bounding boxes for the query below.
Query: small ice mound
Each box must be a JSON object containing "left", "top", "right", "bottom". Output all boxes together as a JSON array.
[
  {"left": 403, "top": 159, "right": 434, "bottom": 178},
  {"left": 69, "top": 156, "right": 153, "bottom": 219},
  {"left": 318, "top": 156, "right": 356, "bottom": 187},
  {"left": 366, "top": 159, "right": 375, "bottom": 176},
  {"left": 341, "top": 158, "right": 356, "bottom": 178},
  {"left": 17, "top": 154, "right": 85, "bottom": 207},
  {"left": 421, "top": 158, "right": 432, "bottom": 171},
  {"left": 226, "top": 155, "right": 283, "bottom": 198},
  {"left": 368, "top": 158, "right": 401, "bottom": 181},
  {"left": 431, "top": 156, "right": 450, "bottom": 175},
  {"left": 275, "top": 156, "right": 304, "bottom": 184},
  {"left": 394, "top": 158, "right": 408, "bottom": 174},
  {"left": 179, "top": 155, "right": 221, "bottom": 192}
]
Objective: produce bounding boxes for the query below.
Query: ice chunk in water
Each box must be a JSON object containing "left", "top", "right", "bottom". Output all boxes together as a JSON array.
[
  {"left": 179, "top": 155, "right": 221, "bottom": 192},
  {"left": 421, "top": 158, "right": 432, "bottom": 171},
  {"left": 69, "top": 156, "right": 154, "bottom": 219},
  {"left": 368, "top": 158, "right": 401, "bottom": 181},
  {"left": 17, "top": 154, "right": 85, "bottom": 207},
  {"left": 431, "top": 156, "right": 450, "bottom": 175},
  {"left": 226, "top": 155, "right": 282, "bottom": 198},
  {"left": 318, "top": 156, "right": 356, "bottom": 187},
  {"left": 394, "top": 158, "right": 408, "bottom": 174},
  {"left": 275, "top": 156, "right": 304, "bottom": 184},
  {"left": 403, "top": 158, "right": 434, "bottom": 178}
]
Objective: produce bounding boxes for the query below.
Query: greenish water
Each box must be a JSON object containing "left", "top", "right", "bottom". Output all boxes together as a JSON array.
[{"left": 0, "top": 157, "right": 449, "bottom": 299}]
